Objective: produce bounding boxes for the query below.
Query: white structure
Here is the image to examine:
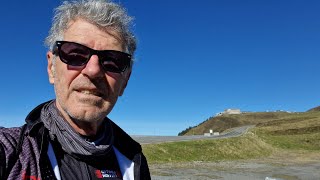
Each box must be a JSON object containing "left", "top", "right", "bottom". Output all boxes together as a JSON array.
[
  {"left": 213, "top": 132, "right": 220, "bottom": 136},
  {"left": 216, "top": 108, "right": 241, "bottom": 116},
  {"left": 224, "top": 109, "right": 241, "bottom": 114},
  {"left": 204, "top": 129, "right": 220, "bottom": 136}
]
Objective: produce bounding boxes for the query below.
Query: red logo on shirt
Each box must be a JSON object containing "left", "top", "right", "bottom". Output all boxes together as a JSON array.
[
  {"left": 22, "top": 171, "right": 40, "bottom": 180},
  {"left": 95, "top": 170, "right": 122, "bottom": 178},
  {"left": 95, "top": 170, "right": 103, "bottom": 178}
]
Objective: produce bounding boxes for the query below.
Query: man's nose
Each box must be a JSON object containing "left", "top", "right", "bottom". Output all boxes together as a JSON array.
[{"left": 81, "top": 55, "right": 104, "bottom": 78}]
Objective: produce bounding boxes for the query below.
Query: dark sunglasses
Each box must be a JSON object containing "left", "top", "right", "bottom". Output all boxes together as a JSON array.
[{"left": 52, "top": 41, "right": 131, "bottom": 73}]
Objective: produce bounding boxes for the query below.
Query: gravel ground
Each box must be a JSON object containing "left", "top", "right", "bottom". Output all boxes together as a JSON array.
[{"left": 149, "top": 152, "right": 320, "bottom": 180}]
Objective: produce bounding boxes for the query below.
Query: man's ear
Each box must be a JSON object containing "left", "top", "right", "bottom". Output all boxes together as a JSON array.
[
  {"left": 47, "top": 51, "right": 55, "bottom": 84},
  {"left": 119, "top": 70, "right": 131, "bottom": 96}
]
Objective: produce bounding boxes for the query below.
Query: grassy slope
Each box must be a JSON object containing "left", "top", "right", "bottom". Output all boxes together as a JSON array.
[
  {"left": 181, "top": 112, "right": 291, "bottom": 135},
  {"left": 143, "top": 134, "right": 273, "bottom": 164},
  {"left": 143, "top": 111, "right": 320, "bottom": 164},
  {"left": 256, "top": 111, "right": 320, "bottom": 151}
]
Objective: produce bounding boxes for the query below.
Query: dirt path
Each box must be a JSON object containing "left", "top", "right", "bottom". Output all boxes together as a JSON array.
[{"left": 149, "top": 151, "right": 320, "bottom": 180}]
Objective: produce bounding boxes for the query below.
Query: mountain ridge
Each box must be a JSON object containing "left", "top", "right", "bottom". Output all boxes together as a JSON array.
[{"left": 179, "top": 106, "right": 320, "bottom": 136}]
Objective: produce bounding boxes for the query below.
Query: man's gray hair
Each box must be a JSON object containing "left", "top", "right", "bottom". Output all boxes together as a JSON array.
[{"left": 45, "top": 0, "right": 136, "bottom": 55}]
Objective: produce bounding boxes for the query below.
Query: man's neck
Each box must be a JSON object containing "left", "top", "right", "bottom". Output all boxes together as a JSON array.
[{"left": 66, "top": 117, "right": 104, "bottom": 137}]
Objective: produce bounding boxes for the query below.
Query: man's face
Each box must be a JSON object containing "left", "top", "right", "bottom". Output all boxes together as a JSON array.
[{"left": 47, "top": 19, "right": 130, "bottom": 128}]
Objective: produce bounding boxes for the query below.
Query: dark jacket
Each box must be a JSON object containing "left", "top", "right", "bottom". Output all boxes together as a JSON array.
[{"left": 0, "top": 101, "right": 150, "bottom": 180}]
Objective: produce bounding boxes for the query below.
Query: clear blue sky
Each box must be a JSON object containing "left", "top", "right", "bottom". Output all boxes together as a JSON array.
[{"left": 0, "top": 0, "right": 319, "bottom": 135}]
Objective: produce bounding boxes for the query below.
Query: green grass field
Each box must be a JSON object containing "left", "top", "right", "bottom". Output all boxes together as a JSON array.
[{"left": 142, "top": 133, "right": 273, "bottom": 164}]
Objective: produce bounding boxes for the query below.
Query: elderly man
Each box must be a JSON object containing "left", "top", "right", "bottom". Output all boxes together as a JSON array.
[{"left": 0, "top": 0, "right": 150, "bottom": 179}]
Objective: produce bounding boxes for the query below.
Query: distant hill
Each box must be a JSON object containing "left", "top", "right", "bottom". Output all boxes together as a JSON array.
[
  {"left": 179, "top": 105, "right": 320, "bottom": 136},
  {"left": 307, "top": 106, "right": 320, "bottom": 112},
  {"left": 145, "top": 108, "right": 320, "bottom": 164},
  {"left": 178, "top": 112, "right": 293, "bottom": 136}
]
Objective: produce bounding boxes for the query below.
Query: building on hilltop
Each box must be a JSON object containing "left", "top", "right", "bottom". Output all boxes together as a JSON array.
[
  {"left": 225, "top": 108, "right": 241, "bottom": 114},
  {"left": 216, "top": 108, "right": 241, "bottom": 116}
]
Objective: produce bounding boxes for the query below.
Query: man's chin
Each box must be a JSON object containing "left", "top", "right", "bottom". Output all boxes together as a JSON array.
[
  {"left": 67, "top": 109, "right": 108, "bottom": 122},
  {"left": 58, "top": 99, "right": 114, "bottom": 123},
  {"left": 76, "top": 96, "right": 105, "bottom": 107}
]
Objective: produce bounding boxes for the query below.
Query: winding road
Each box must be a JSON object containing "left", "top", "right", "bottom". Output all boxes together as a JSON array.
[{"left": 131, "top": 125, "right": 254, "bottom": 144}]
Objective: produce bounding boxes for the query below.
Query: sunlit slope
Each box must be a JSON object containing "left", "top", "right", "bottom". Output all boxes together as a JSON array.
[
  {"left": 144, "top": 110, "right": 320, "bottom": 163},
  {"left": 180, "top": 111, "right": 293, "bottom": 135}
]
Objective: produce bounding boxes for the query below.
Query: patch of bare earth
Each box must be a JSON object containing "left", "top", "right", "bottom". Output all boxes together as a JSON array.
[{"left": 150, "top": 151, "right": 320, "bottom": 180}]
